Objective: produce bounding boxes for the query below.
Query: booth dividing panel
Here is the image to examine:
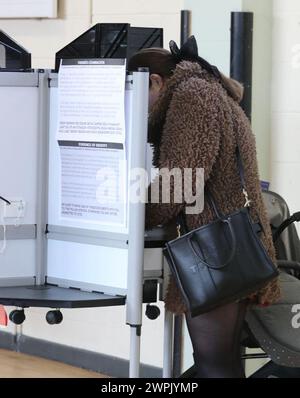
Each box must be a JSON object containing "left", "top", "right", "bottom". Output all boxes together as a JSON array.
[
  {"left": 0, "top": 86, "right": 39, "bottom": 225},
  {"left": 46, "top": 69, "right": 134, "bottom": 294},
  {"left": 47, "top": 86, "right": 129, "bottom": 235},
  {"left": 0, "top": 241, "right": 36, "bottom": 280},
  {"left": 0, "top": 74, "right": 40, "bottom": 283},
  {"left": 46, "top": 82, "right": 164, "bottom": 293},
  {"left": 47, "top": 239, "right": 128, "bottom": 295}
]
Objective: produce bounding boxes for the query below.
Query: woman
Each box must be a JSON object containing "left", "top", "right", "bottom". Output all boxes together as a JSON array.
[{"left": 128, "top": 37, "right": 281, "bottom": 378}]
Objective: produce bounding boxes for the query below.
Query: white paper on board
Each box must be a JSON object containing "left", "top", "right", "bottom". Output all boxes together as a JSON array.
[
  {"left": 58, "top": 141, "right": 127, "bottom": 226},
  {"left": 57, "top": 59, "right": 126, "bottom": 143}
]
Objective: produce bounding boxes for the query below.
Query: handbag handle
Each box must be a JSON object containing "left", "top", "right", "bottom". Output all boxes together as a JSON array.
[{"left": 188, "top": 217, "right": 237, "bottom": 269}]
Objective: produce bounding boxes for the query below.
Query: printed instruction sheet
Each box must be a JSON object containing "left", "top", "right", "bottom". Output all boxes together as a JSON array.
[
  {"left": 59, "top": 141, "right": 126, "bottom": 226},
  {"left": 56, "top": 59, "right": 127, "bottom": 226},
  {"left": 57, "top": 59, "right": 126, "bottom": 143}
]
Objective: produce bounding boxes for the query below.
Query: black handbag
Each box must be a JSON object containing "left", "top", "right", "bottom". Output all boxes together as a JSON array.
[{"left": 163, "top": 147, "right": 279, "bottom": 317}]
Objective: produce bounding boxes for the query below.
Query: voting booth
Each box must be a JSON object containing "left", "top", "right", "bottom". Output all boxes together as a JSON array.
[
  {"left": 0, "top": 30, "right": 31, "bottom": 69},
  {"left": 0, "top": 28, "right": 174, "bottom": 378}
]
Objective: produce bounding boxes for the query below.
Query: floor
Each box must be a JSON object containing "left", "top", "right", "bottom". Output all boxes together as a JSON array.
[{"left": 0, "top": 349, "right": 106, "bottom": 378}]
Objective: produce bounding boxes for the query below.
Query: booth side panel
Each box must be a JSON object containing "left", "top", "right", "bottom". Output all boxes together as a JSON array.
[
  {"left": 0, "top": 86, "right": 39, "bottom": 282},
  {"left": 46, "top": 80, "right": 129, "bottom": 294},
  {"left": 47, "top": 86, "right": 129, "bottom": 235},
  {"left": 46, "top": 239, "right": 128, "bottom": 294}
]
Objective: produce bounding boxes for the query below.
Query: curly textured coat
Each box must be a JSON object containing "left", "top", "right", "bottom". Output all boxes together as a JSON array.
[{"left": 146, "top": 61, "right": 281, "bottom": 315}]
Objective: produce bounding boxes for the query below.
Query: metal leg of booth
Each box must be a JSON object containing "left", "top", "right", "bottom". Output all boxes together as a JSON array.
[{"left": 163, "top": 310, "right": 174, "bottom": 378}]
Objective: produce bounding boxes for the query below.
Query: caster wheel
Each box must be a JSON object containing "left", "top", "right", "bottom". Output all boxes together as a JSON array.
[
  {"left": 9, "top": 309, "right": 25, "bottom": 325},
  {"left": 145, "top": 304, "right": 160, "bottom": 320},
  {"left": 46, "top": 310, "right": 63, "bottom": 325}
]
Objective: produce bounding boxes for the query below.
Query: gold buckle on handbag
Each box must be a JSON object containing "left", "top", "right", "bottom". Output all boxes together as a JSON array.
[
  {"left": 243, "top": 189, "right": 252, "bottom": 207},
  {"left": 177, "top": 224, "right": 181, "bottom": 237}
]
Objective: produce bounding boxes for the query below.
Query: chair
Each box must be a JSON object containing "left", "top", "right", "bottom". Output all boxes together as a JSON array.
[{"left": 244, "top": 190, "right": 300, "bottom": 378}]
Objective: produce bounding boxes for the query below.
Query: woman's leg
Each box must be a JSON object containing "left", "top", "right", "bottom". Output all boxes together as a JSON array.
[{"left": 185, "top": 301, "right": 248, "bottom": 378}]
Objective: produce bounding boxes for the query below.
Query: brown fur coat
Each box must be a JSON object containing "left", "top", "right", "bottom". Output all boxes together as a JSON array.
[{"left": 145, "top": 61, "right": 281, "bottom": 315}]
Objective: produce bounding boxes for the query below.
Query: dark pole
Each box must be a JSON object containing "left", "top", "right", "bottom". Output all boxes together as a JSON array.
[
  {"left": 230, "top": 12, "right": 253, "bottom": 121},
  {"left": 181, "top": 10, "right": 191, "bottom": 46}
]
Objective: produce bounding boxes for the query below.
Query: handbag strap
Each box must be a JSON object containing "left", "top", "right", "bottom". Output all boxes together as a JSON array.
[
  {"left": 205, "top": 145, "right": 250, "bottom": 215},
  {"left": 235, "top": 146, "right": 247, "bottom": 190},
  {"left": 176, "top": 210, "right": 189, "bottom": 235},
  {"left": 177, "top": 144, "right": 250, "bottom": 233}
]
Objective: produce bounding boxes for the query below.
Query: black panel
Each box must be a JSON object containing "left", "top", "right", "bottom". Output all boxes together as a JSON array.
[
  {"left": 127, "top": 27, "right": 163, "bottom": 60},
  {"left": 55, "top": 23, "right": 163, "bottom": 71},
  {"left": 55, "top": 23, "right": 129, "bottom": 71},
  {"left": 142, "top": 280, "right": 158, "bottom": 303},
  {"left": 230, "top": 12, "right": 253, "bottom": 121},
  {"left": 99, "top": 23, "right": 129, "bottom": 58},
  {"left": 0, "top": 30, "right": 31, "bottom": 70},
  {"left": 0, "top": 285, "right": 125, "bottom": 308},
  {"left": 144, "top": 225, "right": 177, "bottom": 248},
  {"left": 180, "top": 10, "right": 191, "bottom": 46}
]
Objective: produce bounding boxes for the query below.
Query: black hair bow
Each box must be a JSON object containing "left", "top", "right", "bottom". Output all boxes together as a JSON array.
[{"left": 169, "top": 35, "right": 222, "bottom": 80}]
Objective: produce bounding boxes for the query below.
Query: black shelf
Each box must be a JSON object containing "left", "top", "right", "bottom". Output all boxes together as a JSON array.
[{"left": 0, "top": 285, "right": 125, "bottom": 309}]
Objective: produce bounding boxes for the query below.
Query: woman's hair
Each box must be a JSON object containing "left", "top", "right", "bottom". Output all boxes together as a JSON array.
[
  {"left": 128, "top": 47, "right": 244, "bottom": 102},
  {"left": 127, "top": 48, "right": 177, "bottom": 79},
  {"left": 219, "top": 72, "right": 244, "bottom": 103}
]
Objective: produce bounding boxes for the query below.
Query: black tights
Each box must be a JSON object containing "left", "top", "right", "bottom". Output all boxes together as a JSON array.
[{"left": 185, "top": 301, "right": 247, "bottom": 378}]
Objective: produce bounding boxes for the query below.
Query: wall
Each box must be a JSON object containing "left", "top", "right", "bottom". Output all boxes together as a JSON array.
[
  {"left": 242, "top": 0, "right": 273, "bottom": 181},
  {"left": 271, "top": 0, "right": 300, "bottom": 232},
  {"left": 0, "top": 0, "right": 92, "bottom": 69},
  {"left": 184, "top": 0, "right": 242, "bottom": 75},
  {"left": 92, "top": 0, "right": 183, "bottom": 50},
  {"left": 184, "top": 0, "right": 273, "bottom": 180},
  {"left": 0, "top": 0, "right": 183, "bottom": 70}
]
